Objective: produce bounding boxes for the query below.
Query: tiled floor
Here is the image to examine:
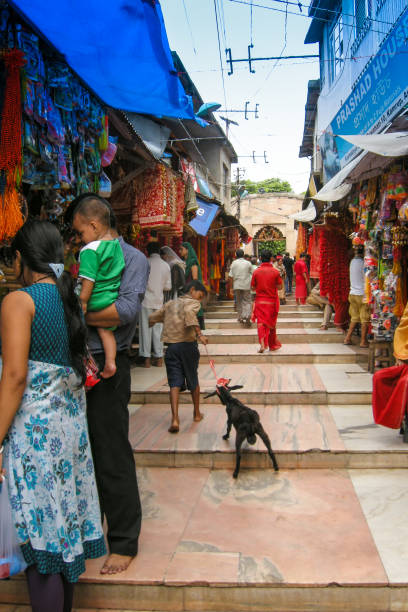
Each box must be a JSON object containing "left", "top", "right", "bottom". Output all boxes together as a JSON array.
[
  {"left": 79, "top": 467, "right": 388, "bottom": 588},
  {"left": 129, "top": 404, "right": 345, "bottom": 454}
]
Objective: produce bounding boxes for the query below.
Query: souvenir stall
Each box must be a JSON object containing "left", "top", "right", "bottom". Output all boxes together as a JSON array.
[
  {"left": 206, "top": 214, "right": 249, "bottom": 298},
  {"left": 107, "top": 159, "right": 187, "bottom": 255},
  {"left": 0, "top": 9, "right": 111, "bottom": 289},
  {"left": 348, "top": 169, "right": 408, "bottom": 343},
  {"left": 0, "top": 18, "right": 109, "bottom": 231}
]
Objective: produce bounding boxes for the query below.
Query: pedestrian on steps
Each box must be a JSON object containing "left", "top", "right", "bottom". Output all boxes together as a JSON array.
[
  {"left": 283, "top": 252, "right": 294, "bottom": 294},
  {"left": 294, "top": 252, "right": 309, "bottom": 305},
  {"left": 68, "top": 193, "right": 149, "bottom": 577},
  {"left": 251, "top": 250, "right": 283, "bottom": 353},
  {"left": 149, "top": 280, "right": 208, "bottom": 433},
  {"left": 180, "top": 242, "right": 206, "bottom": 330},
  {"left": 0, "top": 220, "right": 106, "bottom": 612},
  {"left": 229, "top": 248, "right": 253, "bottom": 327},
  {"left": 139, "top": 242, "right": 172, "bottom": 368}
]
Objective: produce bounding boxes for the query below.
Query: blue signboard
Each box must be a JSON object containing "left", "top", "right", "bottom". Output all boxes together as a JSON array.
[
  {"left": 189, "top": 199, "right": 219, "bottom": 236},
  {"left": 320, "top": 6, "right": 408, "bottom": 180}
]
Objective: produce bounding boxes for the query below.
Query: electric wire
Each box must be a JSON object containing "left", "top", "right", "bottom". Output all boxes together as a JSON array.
[
  {"left": 250, "top": 0, "right": 254, "bottom": 45},
  {"left": 226, "top": 0, "right": 400, "bottom": 37},
  {"left": 249, "top": 0, "right": 289, "bottom": 100},
  {"left": 258, "top": 0, "right": 396, "bottom": 27},
  {"left": 182, "top": 0, "right": 197, "bottom": 55},
  {"left": 214, "top": 0, "right": 229, "bottom": 116}
]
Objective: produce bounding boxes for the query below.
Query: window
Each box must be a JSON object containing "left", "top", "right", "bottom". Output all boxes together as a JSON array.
[
  {"left": 351, "top": 0, "right": 372, "bottom": 54},
  {"left": 355, "top": 0, "right": 372, "bottom": 32},
  {"left": 223, "top": 164, "right": 229, "bottom": 199},
  {"left": 329, "top": 11, "right": 344, "bottom": 82}
]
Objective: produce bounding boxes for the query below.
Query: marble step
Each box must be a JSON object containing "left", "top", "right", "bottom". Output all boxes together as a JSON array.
[
  {"left": 3, "top": 466, "right": 408, "bottom": 611},
  {"left": 130, "top": 404, "right": 408, "bottom": 470},
  {"left": 130, "top": 363, "right": 373, "bottom": 406},
  {"left": 205, "top": 309, "right": 321, "bottom": 319},
  {"left": 204, "top": 328, "right": 343, "bottom": 344},
  {"left": 206, "top": 304, "right": 319, "bottom": 314},
  {"left": 198, "top": 343, "right": 366, "bottom": 364},
  {"left": 207, "top": 318, "right": 325, "bottom": 329}
]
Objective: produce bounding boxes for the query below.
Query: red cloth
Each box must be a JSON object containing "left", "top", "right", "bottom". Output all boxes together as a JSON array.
[
  {"left": 309, "top": 227, "right": 321, "bottom": 279},
  {"left": 373, "top": 364, "right": 408, "bottom": 429},
  {"left": 251, "top": 262, "right": 282, "bottom": 298},
  {"left": 294, "top": 259, "right": 308, "bottom": 299},
  {"left": 333, "top": 300, "right": 350, "bottom": 330},
  {"left": 251, "top": 264, "right": 281, "bottom": 350}
]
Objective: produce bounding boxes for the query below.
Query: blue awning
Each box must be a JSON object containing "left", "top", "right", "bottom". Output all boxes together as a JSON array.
[
  {"left": 189, "top": 199, "right": 219, "bottom": 237},
  {"left": 9, "top": 0, "right": 204, "bottom": 122}
]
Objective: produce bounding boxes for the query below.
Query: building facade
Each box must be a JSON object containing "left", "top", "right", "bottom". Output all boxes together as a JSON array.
[
  {"left": 239, "top": 193, "right": 303, "bottom": 256},
  {"left": 301, "top": 0, "right": 408, "bottom": 183}
]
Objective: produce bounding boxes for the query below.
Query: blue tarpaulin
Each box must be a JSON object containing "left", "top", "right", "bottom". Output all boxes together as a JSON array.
[
  {"left": 189, "top": 199, "right": 219, "bottom": 237},
  {"left": 9, "top": 0, "right": 203, "bottom": 121}
]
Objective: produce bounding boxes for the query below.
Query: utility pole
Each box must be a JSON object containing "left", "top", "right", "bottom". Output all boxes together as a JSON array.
[{"left": 235, "top": 167, "right": 245, "bottom": 221}]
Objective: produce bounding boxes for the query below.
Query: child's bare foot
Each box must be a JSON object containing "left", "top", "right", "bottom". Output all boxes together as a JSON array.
[
  {"left": 100, "top": 362, "right": 117, "bottom": 378},
  {"left": 193, "top": 412, "right": 204, "bottom": 422},
  {"left": 168, "top": 418, "right": 179, "bottom": 433}
]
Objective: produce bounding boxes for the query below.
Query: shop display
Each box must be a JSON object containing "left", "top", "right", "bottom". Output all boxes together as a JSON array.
[{"left": 0, "top": 11, "right": 108, "bottom": 243}]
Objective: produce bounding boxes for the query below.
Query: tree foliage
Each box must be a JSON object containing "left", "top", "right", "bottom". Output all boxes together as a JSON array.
[
  {"left": 232, "top": 177, "right": 292, "bottom": 197},
  {"left": 258, "top": 239, "right": 286, "bottom": 256}
]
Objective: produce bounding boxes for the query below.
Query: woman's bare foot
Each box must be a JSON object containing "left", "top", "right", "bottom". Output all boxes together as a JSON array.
[
  {"left": 100, "top": 553, "right": 134, "bottom": 575},
  {"left": 193, "top": 412, "right": 204, "bottom": 422},
  {"left": 257, "top": 347, "right": 265, "bottom": 353},
  {"left": 100, "top": 361, "right": 117, "bottom": 378}
]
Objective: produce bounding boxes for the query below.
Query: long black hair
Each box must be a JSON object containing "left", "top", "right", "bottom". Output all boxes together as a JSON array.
[{"left": 11, "top": 219, "right": 87, "bottom": 384}]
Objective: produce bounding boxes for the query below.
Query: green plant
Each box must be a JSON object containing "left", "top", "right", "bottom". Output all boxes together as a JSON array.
[{"left": 258, "top": 239, "right": 286, "bottom": 256}]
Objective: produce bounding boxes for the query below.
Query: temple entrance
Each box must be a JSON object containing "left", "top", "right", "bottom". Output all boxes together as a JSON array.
[{"left": 253, "top": 225, "right": 286, "bottom": 257}]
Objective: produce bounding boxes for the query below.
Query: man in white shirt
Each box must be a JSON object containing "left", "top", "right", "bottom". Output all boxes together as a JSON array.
[
  {"left": 229, "top": 249, "right": 253, "bottom": 327},
  {"left": 344, "top": 246, "right": 370, "bottom": 348},
  {"left": 139, "top": 242, "right": 171, "bottom": 367}
]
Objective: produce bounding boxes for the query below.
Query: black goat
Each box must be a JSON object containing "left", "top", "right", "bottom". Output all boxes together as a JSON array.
[{"left": 205, "top": 381, "right": 279, "bottom": 478}]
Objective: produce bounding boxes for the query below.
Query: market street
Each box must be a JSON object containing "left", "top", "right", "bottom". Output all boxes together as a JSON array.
[{"left": 31, "top": 298, "right": 408, "bottom": 610}]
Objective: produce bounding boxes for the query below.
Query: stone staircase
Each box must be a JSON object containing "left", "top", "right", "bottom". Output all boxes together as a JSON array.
[{"left": 3, "top": 296, "right": 408, "bottom": 611}]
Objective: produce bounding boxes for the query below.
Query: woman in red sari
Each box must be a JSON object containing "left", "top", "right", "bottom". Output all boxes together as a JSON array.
[
  {"left": 251, "top": 250, "right": 282, "bottom": 353},
  {"left": 294, "top": 252, "right": 309, "bottom": 305}
]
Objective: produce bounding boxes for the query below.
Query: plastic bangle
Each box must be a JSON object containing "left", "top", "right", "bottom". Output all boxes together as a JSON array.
[{"left": 0, "top": 445, "right": 3, "bottom": 455}]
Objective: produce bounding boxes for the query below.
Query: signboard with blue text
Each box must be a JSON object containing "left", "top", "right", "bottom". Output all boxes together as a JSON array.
[
  {"left": 320, "top": 6, "right": 408, "bottom": 180},
  {"left": 189, "top": 199, "right": 219, "bottom": 236}
]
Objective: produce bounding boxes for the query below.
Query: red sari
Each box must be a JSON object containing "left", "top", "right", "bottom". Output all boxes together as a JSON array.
[
  {"left": 251, "top": 263, "right": 282, "bottom": 351},
  {"left": 294, "top": 259, "right": 308, "bottom": 304}
]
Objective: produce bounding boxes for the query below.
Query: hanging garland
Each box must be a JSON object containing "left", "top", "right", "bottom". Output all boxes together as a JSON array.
[{"left": 320, "top": 227, "right": 349, "bottom": 304}]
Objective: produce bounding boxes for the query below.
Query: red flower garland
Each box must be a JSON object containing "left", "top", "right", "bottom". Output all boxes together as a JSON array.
[{"left": 320, "top": 229, "right": 349, "bottom": 303}]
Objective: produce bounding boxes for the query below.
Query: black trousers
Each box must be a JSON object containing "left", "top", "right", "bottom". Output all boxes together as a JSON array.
[{"left": 86, "top": 352, "right": 141, "bottom": 556}]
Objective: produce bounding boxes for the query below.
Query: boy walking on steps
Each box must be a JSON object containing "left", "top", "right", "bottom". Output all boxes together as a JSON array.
[
  {"left": 73, "top": 198, "right": 125, "bottom": 378},
  {"left": 149, "top": 280, "right": 208, "bottom": 433}
]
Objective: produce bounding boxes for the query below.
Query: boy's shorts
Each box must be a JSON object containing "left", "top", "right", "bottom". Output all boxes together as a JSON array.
[
  {"left": 348, "top": 294, "right": 370, "bottom": 323},
  {"left": 165, "top": 342, "right": 200, "bottom": 391}
]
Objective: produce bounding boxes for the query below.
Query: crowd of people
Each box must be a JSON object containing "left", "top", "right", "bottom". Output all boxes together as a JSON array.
[{"left": 0, "top": 191, "right": 377, "bottom": 612}]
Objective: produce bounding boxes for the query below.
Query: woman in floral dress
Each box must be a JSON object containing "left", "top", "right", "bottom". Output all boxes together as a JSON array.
[{"left": 0, "top": 220, "right": 105, "bottom": 612}]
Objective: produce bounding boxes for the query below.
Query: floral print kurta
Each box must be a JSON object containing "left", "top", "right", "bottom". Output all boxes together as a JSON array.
[{"left": 3, "top": 360, "right": 106, "bottom": 582}]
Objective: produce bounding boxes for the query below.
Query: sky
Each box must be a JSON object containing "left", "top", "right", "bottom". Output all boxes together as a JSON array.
[{"left": 160, "top": 0, "right": 320, "bottom": 194}]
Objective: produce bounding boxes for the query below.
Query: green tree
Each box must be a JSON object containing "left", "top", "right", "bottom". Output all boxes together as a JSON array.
[
  {"left": 258, "top": 239, "right": 286, "bottom": 256},
  {"left": 232, "top": 177, "right": 292, "bottom": 197}
]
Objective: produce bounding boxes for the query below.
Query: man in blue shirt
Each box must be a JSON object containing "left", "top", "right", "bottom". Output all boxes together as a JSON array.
[{"left": 70, "top": 194, "right": 149, "bottom": 575}]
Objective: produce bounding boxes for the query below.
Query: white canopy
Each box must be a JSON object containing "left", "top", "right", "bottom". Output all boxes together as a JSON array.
[
  {"left": 313, "top": 151, "right": 366, "bottom": 202},
  {"left": 289, "top": 201, "right": 316, "bottom": 222},
  {"left": 340, "top": 131, "right": 408, "bottom": 157},
  {"left": 313, "top": 131, "right": 408, "bottom": 203}
]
